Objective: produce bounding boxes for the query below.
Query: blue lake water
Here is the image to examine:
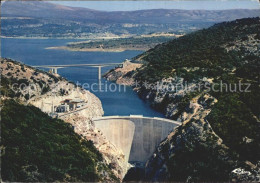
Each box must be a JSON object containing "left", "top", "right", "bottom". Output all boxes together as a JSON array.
[{"left": 1, "top": 38, "right": 164, "bottom": 117}]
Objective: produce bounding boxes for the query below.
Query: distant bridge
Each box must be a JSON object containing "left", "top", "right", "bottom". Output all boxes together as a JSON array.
[
  {"left": 32, "top": 63, "right": 123, "bottom": 80},
  {"left": 93, "top": 115, "right": 181, "bottom": 163}
]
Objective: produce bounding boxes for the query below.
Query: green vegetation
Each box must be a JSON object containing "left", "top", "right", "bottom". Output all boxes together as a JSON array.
[
  {"left": 165, "top": 119, "right": 237, "bottom": 182},
  {"left": 67, "top": 36, "right": 175, "bottom": 50},
  {"left": 0, "top": 73, "right": 50, "bottom": 99},
  {"left": 135, "top": 18, "right": 260, "bottom": 82},
  {"left": 0, "top": 58, "right": 63, "bottom": 99},
  {"left": 1, "top": 100, "right": 116, "bottom": 182},
  {"left": 0, "top": 76, "right": 16, "bottom": 98},
  {"left": 207, "top": 92, "right": 260, "bottom": 163},
  {"left": 134, "top": 17, "right": 260, "bottom": 177}
]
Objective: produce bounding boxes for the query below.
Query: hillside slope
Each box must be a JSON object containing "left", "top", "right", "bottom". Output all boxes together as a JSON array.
[
  {"left": 134, "top": 17, "right": 259, "bottom": 80},
  {"left": 0, "top": 58, "right": 130, "bottom": 180},
  {"left": 1, "top": 99, "right": 117, "bottom": 182},
  {"left": 105, "top": 17, "right": 260, "bottom": 181}
]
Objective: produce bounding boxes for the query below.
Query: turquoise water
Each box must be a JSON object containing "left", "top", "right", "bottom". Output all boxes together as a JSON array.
[{"left": 1, "top": 38, "right": 164, "bottom": 117}]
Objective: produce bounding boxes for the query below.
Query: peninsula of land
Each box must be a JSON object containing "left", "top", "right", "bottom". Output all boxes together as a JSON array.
[{"left": 46, "top": 35, "right": 179, "bottom": 52}]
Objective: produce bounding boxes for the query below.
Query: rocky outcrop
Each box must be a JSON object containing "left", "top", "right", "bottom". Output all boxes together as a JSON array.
[
  {"left": 134, "top": 77, "right": 209, "bottom": 120},
  {"left": 105, "top": 66, "right": 212, "bottom": 121},
  {"left": 223, "top": 33, "right": 260, "bottom": 56},
  {"left": 230, "top": 162, "right": 260, "bottom": 182},
  {"left": 1, "top": 58, "right": 63, "bottom": 101},
  {"left": 104, "top": 60, "right": 142, "bottom": 86}
]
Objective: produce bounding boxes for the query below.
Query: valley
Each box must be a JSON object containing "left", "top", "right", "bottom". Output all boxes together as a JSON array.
[{"left": 1, "top": 1, "right": 260, "bottom": 182}]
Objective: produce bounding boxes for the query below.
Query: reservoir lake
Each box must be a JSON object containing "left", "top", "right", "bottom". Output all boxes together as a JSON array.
[{"left": 1, "top": 38, "right": 164, "bottom": 117}]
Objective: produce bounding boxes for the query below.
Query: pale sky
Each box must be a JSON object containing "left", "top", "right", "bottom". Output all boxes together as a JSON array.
[{"left": 52, "top": 0, "right": 260, "bottom": 11}]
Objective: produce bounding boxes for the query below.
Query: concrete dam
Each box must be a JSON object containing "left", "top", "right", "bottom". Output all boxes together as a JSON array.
[{"left": 93, "top": 115, "right": 181, "bottom": 163}]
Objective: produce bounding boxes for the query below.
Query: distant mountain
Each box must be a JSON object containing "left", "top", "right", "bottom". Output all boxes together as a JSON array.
[
  {"left": 2, "top": 1, "right": 101, "bottom": 22},
  {"left": 2, "top": 1, "right": 260, "bottom": 23},
  {"left": 1, "top": 1, "right": 259, "bottom": 38}
]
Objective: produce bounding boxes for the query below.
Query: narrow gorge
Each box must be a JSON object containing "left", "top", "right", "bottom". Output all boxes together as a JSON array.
[{"left": 1, "top": 1, "right": 260, "bottom": 181}]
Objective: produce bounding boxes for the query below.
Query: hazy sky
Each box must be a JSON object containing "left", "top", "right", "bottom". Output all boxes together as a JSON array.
[{"left": 52, "top": 0, "right": 260, "bottom": 11}]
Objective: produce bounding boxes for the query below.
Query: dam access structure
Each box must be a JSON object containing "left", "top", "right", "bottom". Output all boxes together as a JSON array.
[{"left": 93, "top": 115, "right": 181, "bottom": 163}]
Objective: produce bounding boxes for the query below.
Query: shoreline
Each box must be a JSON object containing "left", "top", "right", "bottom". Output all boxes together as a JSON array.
[
  {"left": 1, "top": 36, "right": 83, "bottom": 40},
  {"left": 0, "top": 33, "right": 181, "bottom": 40},
  {"left": 0, "top": 36, "right": 122, "bottom": 40},
  {"left": 46, "top": 46, "right": 147, "bottom": 52}
]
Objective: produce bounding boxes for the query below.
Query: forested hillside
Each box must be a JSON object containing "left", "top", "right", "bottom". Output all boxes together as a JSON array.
[
  {"left": 137, "top": 17, "right": 260, "bottom": 160},
  {"left": 106, "top": 17, "right": 260, "bottom": 181},
  {"left": 1, "top": 100, "right": 117, "bottom": 182},
  {"left": 135, "top": 17, "right": 259, "bottom": 81}
]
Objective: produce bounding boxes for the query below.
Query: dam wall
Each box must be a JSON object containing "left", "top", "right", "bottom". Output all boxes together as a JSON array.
[{"left": 93, "top": 115, "right": 181, "bottom": 163}]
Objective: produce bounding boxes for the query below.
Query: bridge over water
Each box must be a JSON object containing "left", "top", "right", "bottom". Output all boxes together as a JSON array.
[
  {"left": 33, "top": 63, "right": 123, "bottom": 80},
  {"left": 93, "top": 115, "right": 181, "bottom": 163}
]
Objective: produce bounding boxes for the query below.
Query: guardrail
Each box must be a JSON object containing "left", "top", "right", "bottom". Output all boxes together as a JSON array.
[{"left": 92, "top": 115, "right": 181, "bottom": 125}]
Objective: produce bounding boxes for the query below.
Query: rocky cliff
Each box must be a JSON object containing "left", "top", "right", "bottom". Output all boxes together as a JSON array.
[
  {"left": 104, "top": 60, "right": 142, "bottom": 86},
  {"left": 0, "top": 58, "right": 129, "bottom": 180},
  {"left": 145, "top": 94, "right": 260, "bottom": 182}
]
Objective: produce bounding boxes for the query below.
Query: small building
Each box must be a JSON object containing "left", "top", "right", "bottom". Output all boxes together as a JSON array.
[
  {"left": 60, "top": 98, "right": 85, "bottom": 111},
  {"left": 55, "top": 104, "right": 70, "bottom": 113},
  {"left": 122, "top": 59, "right": 131, "bottom": 68}
]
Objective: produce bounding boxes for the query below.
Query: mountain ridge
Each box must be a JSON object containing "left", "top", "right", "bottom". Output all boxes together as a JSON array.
[
  {"left": 2, "top": 1, "right": 259, "bottom": 23},
  {"left": 2, "top": 1, "right": 259, "bottom": 38}
]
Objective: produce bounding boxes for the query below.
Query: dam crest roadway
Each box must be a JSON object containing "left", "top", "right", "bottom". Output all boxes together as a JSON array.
[{"left": 93, "top": 115, "right": 181, "bottom": 163}]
